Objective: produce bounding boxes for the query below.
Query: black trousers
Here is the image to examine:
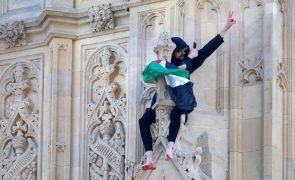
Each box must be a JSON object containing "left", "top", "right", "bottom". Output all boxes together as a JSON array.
[{"left": 139, "top": 106, "right": 186, "bottom": 151}]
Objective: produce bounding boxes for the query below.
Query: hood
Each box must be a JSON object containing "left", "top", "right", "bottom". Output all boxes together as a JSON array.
[{"left": 171, "top": 37, "right": 190, "bottom": 66}]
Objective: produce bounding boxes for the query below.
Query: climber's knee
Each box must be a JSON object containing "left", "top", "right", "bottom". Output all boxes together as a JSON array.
[{"left": 139, "top": 108, "right": 156, "bottom": 127}]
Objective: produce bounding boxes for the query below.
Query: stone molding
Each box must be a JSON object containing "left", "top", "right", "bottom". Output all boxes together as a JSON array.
[
  {"left": 0, "top": 6, "right": 128, "bottom": 52},
  {"left": 0, "top": 1, "right": 170, "bottom": 52}
]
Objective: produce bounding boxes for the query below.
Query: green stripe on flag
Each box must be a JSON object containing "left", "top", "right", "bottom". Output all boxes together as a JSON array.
[{"left": 142, "top": 61, "right": 189, "bottom": 83}]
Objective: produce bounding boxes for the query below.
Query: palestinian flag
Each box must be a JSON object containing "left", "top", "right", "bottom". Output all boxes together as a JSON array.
[{"left": 142, "top": 60, "right": 197, "bottom": 112}]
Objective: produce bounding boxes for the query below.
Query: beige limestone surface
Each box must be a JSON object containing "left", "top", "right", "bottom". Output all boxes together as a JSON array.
[{"left": 0, "top": 0, "right": 294, "bottom": 180}]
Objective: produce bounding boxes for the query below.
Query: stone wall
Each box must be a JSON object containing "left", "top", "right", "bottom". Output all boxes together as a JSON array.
[{"left": 0, "top": 0, "right": 294, "bottom": 179}]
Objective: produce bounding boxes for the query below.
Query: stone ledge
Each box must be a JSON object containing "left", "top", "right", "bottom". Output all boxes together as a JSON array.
[{"left": 0, "top": 5, "right": 130, "bottom": 52}]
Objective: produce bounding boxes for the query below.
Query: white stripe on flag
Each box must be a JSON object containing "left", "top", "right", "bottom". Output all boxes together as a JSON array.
[
  {"left": 165, "top": 75, "right": 190, "bottom": 88},
  {"left": 158, "top": 60, "right": 191, "bottom": 87},
  {"left": 159, "top": 60, "right": 166, "bottom": 67}
]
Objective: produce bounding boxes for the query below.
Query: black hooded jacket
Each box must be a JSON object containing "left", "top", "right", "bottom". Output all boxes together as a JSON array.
[
  {"left": 171, "top": 34, "right": 224, "bottom": 74},
  {"left": 150, "top": 34, "right": 224, "bottom": 111}
]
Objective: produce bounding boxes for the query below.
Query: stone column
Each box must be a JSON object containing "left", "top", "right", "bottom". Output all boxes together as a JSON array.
[
  {"left": 152, "top": 77, "right": 175, "bottom": 139},
  {"left": 282, "top": 1, "right": 295, "bottom": 179},
  {"left": 229, "top": 4, "right": 243, "bottom": 178},
  {"left": 262, "top": 0, "right": 283, "bottom": 179},
  {"left": 48, "top": 38, "right": 72, "bottom": 180},
  {"left": 230, "top": 1, "right": 264, "bottom": 179},
  {"left": 151, "top": 31, "right": 175, "bottom": 139},
  {"left": 291, "top": 2, "right": 295, "bottom": 179}
]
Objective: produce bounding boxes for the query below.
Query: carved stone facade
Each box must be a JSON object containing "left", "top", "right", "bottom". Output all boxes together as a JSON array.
[
  {"left": 0, "top": 62, "right": 41, "bottom": 180},
  {"left": 86, "top": 46, "right": 126, "bottom": 180},
  {"left": 0, "top": 0, "right": 294, "bottom": 180}
]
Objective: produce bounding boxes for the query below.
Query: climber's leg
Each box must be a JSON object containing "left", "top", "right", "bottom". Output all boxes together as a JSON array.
[
  {"left": 139, "top": 108, "right": 157, "bottom": 170},
  {"left": 139, "top": 108, "right": 156, "bottom": 151},
  {"left": 166, "top": 106, "right": 182, "bottom": 160}
]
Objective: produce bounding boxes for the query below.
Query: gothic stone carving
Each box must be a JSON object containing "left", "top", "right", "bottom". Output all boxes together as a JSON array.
[
  {"left": 0, "top": 21, "right": 27, "bottom": 48},
  {"left": 125, "top": 156, "right": 146, "bottom": 179},
  {"left": 155, "top": 109, "right": 170, "bottom": 138},
  {"left": 153, "top": 31, "right": 176, "bottom": 62},
  {"left": 175, "top": 146, "right": 207, "bottom": 180},
  {"left": 0, "top": 63, "right": 39, "bottom": 180},
  {"left": 277, "top": 62, "right": 288, "bottom": 89},
  {"left": 173, "top": 118, "right": 211, "bottom": 180},
  {"left": 87, "top": 47, "right": 126, "bottom": 180},
  {"left": 240, "top": 57, "right": 263, "bottom": 84},
  {"left": 88, "top": 4, "right": 114, "bottom": 32}
]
